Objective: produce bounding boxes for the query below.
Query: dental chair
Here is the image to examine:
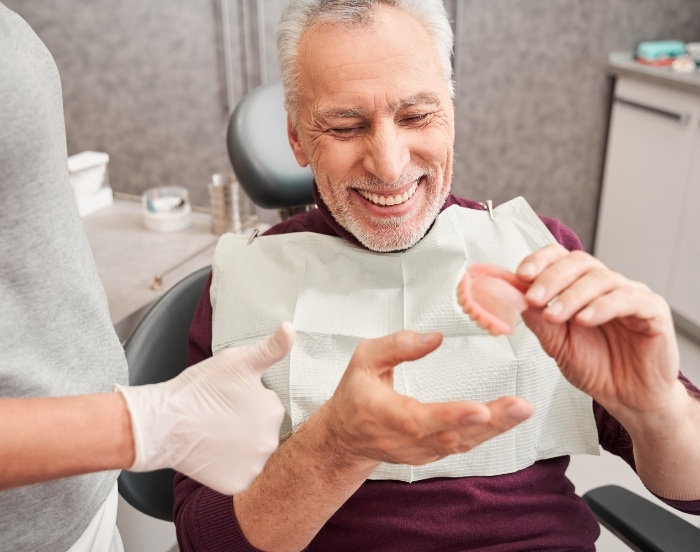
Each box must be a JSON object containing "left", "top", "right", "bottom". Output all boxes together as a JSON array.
[
  {"left": 226, "top": 80, "right": 315, "bottom": 219},
  {"left": 583, "top": 485, "right": 700, "bottom": 551},
  {"left": 117, "top": 266, "right": 211, "bottom": 522}
]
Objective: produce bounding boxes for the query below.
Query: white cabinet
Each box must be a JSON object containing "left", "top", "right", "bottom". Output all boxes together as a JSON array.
[
  {"left": 668, "top": 132, "right": 700, "bottom": 329},
  {"left": 594, "top": 76, "right": 700, "bottom": 336}
]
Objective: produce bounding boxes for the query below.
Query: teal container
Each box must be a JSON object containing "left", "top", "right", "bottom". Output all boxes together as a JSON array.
[{"left": 636, "top": 40, "right": 686, "bottom": 60}]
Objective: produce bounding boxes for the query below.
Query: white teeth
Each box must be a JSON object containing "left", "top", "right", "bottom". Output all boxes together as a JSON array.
[{"left": 359, "top": 181, "right": 419, "bottom": 206}]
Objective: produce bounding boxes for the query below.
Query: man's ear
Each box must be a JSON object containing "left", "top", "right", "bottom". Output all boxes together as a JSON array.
[{"left": 287, "top": 114, "right": 310, "bottom": 168}]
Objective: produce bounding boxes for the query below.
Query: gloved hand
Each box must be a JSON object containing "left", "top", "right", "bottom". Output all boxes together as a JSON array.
[{"left": 115, "top": 322, "right": 294, "bottom": 495}]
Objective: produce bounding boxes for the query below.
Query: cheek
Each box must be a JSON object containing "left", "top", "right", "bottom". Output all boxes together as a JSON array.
[
  {"left": 312, "top": 140, "right": 363, "bottom": 179},
  {"left": 411, "top": 120, "right": 453, "bottom": 163},
  {"left": 413, "top": 137, "right": 452, "bottom": 174}
]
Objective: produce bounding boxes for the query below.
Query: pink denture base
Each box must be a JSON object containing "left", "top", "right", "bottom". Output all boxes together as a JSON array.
[{"left": 457, "top": 264, "right": 530, "bottom": 335}]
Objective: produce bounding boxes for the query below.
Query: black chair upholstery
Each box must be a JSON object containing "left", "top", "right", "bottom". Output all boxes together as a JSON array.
[
  {"left": 583, "top": 485, "right": 700, "bottom": 551},
  {"left": 117, "top": 266, "right": 211, "bottom": 522},
  {"left": 226, "top": 81, "right": 314, "bottom": 210}
]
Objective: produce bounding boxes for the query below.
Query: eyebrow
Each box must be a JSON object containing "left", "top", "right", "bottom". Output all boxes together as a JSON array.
[
  {"left": 316, "top": 92, "right": 441, "bottom": 120},
  {"left": 391, "top": 92, "right": 441, "bottom": 111},
  {"left": 316, "top": 106, "right": 368, "bottom": 119}
]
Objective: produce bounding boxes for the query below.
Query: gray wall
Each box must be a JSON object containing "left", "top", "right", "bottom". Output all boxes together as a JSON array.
[
  {"left": 7, "top": 0, "right": 700, "bottom": 250},
  {"left": 450, "top": 0, "right": 700, "bottom": 250},
  {"left": 6, "top": 0, "right": 233, "bottom": 210}
]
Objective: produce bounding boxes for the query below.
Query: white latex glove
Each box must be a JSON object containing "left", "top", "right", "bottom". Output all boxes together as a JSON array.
[{"left": 115, "top": 322, "right": 294, "bottom": 495}]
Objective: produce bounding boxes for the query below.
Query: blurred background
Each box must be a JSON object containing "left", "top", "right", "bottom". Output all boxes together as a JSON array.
[{"left": 7, "top": 0, "right": 700, "bottom": 250}]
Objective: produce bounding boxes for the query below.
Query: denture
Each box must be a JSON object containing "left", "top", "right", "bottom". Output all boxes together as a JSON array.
[{"left": 456, "top": 264, "right": 530, "bottom": 336}]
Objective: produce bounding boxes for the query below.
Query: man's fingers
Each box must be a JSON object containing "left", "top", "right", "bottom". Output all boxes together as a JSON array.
[
  {"left": 484, "top": 396, "right": 534, "bottom": 428},
  {"left": 412, "top": 396, "right": 533, "bottom": 438},
  {"left": 350, "top": 331, "right": 443, "bottom": 376},
  {"left": 415, "top": 400, "right": 492, "bottom": 435},
  {"left": 516, "top": 243, "right": 569, "bottom": 283},
  {"left": 421, "top": 396, "right": 533, "bottom": 454},
  {"left": 536, "top": 268, "right": 621, "bottom": 323},
  {"left": 573, "top": 286, "right": 671, "bottom": 329},
  {"left": 239, "top": 321, "right": 297, "bottom": 374},
  {"left": 523, "top": 250, "right": 604, "bottom": 308}
]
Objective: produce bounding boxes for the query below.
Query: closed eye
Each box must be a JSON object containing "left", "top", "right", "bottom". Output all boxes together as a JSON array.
[
  {"left": 328, "top": 126, "right": 365, "bottom": 137},
  {"left": 400, "top": 113, "right": 431, "bottom": 125}
]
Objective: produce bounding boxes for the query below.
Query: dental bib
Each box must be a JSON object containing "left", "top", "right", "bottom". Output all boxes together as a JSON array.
[{"left": 211, "top": 197, "right": 599, "bottom": 481}]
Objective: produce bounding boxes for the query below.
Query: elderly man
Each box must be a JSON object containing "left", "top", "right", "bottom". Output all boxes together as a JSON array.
[{"left": 174, "top": 1, "right": 700, "bottom": 550}]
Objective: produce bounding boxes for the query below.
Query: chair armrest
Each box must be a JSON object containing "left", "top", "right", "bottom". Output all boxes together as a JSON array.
[{"left": 583, "top": 485, "right": 700, "bottom": 552}]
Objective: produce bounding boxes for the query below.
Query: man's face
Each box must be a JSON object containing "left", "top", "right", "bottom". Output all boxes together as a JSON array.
[{"left": 287, "top": 4, "right": 455, "bottom": 252}]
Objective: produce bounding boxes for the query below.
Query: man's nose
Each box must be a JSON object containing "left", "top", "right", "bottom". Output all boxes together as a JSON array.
[{"left": 362, "top": 122, "right": 410, "bottom": 184}]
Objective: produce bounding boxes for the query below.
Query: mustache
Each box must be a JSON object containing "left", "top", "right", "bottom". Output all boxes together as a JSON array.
[{"left": 346, "top": 167, "right": 436, "bottom": 191}]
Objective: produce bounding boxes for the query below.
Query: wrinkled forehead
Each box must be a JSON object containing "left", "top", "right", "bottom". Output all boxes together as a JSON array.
[{"left": 295, "top": 5, "right": 449, "bottom": 115}]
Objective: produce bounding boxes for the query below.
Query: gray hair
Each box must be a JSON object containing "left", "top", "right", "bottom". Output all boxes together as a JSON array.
[{"left": 276, "top": 0, "right": 454, "bottom": 123}]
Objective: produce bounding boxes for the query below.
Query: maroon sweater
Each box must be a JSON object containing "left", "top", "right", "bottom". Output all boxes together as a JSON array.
[{"left": 174, "top": 192, "right": 700, "bottom": 551}]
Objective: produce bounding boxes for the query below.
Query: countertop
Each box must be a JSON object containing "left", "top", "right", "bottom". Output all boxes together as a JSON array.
[
  {"left": 608, "top": 52, "right": 700, "bottom": 95},
  {"left": 81, "top": 197, "right": 262, "bottom": 342}
]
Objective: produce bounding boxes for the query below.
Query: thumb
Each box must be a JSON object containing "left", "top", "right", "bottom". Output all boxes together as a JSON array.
[
  {"left": 238, "top": 321, "right": 296, "bottom": 375},
  {"left": 520, "top": 307, "right": 567, "bottom": 362},
  {"left": 351, "top": 331, "right": 443, "bottom": 377}
]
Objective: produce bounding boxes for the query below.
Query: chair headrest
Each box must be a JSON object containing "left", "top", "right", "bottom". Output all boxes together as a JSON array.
[{"left": 227, "top": 81, "right": 314, "bottom": 210}]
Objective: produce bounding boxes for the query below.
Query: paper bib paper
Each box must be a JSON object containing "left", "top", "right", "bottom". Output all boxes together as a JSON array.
[{"left": 211, "top": 197, "right": 599, "bottom": 481}]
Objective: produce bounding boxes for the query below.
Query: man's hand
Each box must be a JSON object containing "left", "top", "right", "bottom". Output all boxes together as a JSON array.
[
  {"left": 116, "top": 322, "right": 293, "bottom": 495},
  {"left": 321, "top": 331, "right": 533, "bottom": 466},
  {"left": 516, "top": 244, "right": 682, "bottom": 421}
]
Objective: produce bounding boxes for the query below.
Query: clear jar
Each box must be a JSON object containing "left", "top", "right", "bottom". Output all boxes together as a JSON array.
[{"left": 209, "top": 173, "right": 256, "bottom": 235}]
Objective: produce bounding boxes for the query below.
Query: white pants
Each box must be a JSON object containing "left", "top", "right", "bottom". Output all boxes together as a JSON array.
[{"left": 66, "top": 483, "right": 123, "bottom": 552}]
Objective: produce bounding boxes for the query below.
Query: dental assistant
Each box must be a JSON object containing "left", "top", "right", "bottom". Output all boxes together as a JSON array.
[{"left": 0, "top": 4, "right": 289, "bottom": 551}]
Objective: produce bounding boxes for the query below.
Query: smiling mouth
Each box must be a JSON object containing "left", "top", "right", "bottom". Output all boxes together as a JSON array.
[{"left": 357, "top": 181, "right": 419, "bottom": 206}]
